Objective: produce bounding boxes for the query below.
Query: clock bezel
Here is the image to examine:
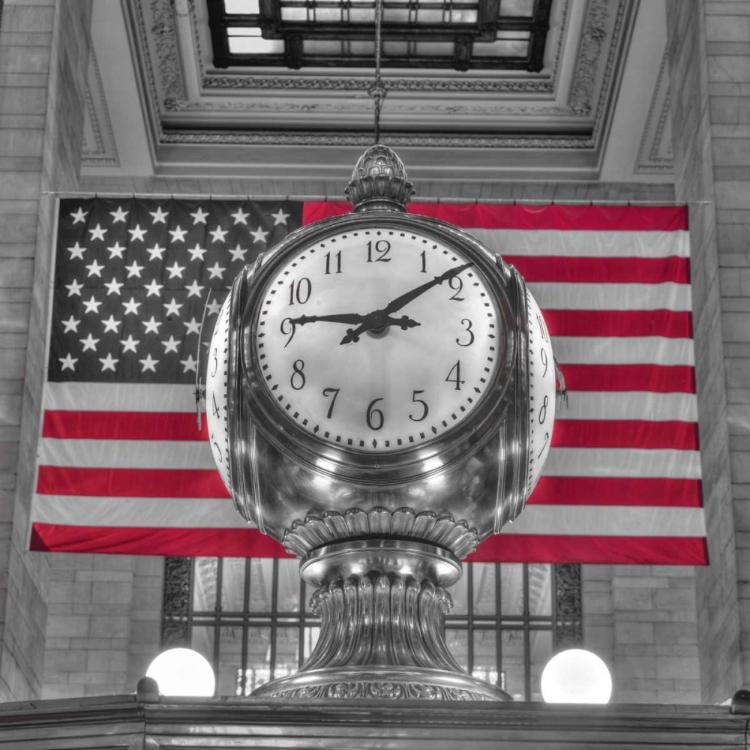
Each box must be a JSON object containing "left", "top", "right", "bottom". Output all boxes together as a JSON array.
[{"left": 238, "top": 210, "right": 523, "bottom": 485}]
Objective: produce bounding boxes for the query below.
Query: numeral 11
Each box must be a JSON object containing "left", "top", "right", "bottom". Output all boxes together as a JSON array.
[{"left": 325, "top": 250, "right": 342, "bottom": 274}]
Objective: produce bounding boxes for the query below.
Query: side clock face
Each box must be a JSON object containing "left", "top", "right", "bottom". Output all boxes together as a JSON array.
[{"left": 252, "top": 226, "right": 504, "bottom": 454}]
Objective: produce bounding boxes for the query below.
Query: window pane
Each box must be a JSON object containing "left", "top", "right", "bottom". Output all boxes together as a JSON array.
[
  {"left": 225, "top": 0, "right": 259, "bottom": 13},
  {"left": 245, "top": 626, "right": 272, "bottom": 693},
  {"left": 218, "top": 625, "right": 244, "bottom": 696},
  {"left": 449, "top": 570, "right": 468, "bottom": 615},
  {"left": 501, "top": 629, "right": 526, "bottom": 700},
  {"left": 530, "top": 629, "right": 553, "bottom": 702},
  {"left": 221, "top": 558, "right": 246, "bottom": 612},
  {"left": 472, "top": 563, "right": 496, "bottom": 615},
  {"left": 277, "top": 558, "right": 300, "bottom": 612},
  {"left": 529, "top": 564, "right": 552, "bottom": 615},
  {"left": 249, "top": 559, "right": 273, "bottom": 613},
  {"left": 193, "top": 558, "right": 217, "bottom": 612},
  {"left": 445, "top": 629, "right": 468, "bottom": 671},
  {"left": 500, "top": 563, "right": 525, "bottom": 616},
  {"left": 303, "top": 626, "right": 320, "bottom": 660},
  {"left": 472, "top": 629, "right": 497, "bottom": 685},
  {"left": 191, "top": 625, "right": 215, "bottom": 677},
  {"left": 275, "top": 628, "right": 300, "bottom": 679}
]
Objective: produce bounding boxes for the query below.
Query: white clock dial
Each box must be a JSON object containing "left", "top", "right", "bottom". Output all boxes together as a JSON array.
[
  {"left": 206, "top": 294, "right": 232, "bottom": 493},
  {"left": 526, "top": 289, "right": 556, "bottom": 495},
  {"left": 254, "top": 228, "right": 503, "bottom": 453}
]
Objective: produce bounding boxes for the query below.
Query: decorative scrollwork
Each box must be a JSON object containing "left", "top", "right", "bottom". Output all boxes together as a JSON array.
[
  {"left": 553, "top": 563, "right": 583, "bottom": 649},
  {"left": 161, "top": 556, "right": 191, "bottom": 647},
  {"left": 262, "top": 680, "right": 496, "bottom": 700}
]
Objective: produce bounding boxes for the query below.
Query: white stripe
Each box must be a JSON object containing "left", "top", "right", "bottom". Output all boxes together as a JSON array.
[
  {"left": 503, "top": 504, "right": 706, "bottom": 537},
  {"left": 470, "top": 229, "right": 690, "bottom": 259},
  {"left": 39, "top": 438, "right": 216, "bottom": 470},
  {"left": 31, "top": 495, "right": 249, "bottom": 528},
  {"left": 45, "top": 382, "right": 196, "bottom": 412},
  {"left": 561, "top": 391, "right": 697, "bottom": 421},
  {"left": 529, "top": 282, "right": 692, "bottom": 311},
  {"left": 30, "top": 495, "right": 705, "bottom": 537},
  {"left": 543, "top": 448, "right": 701, "bottom": 479},
  {"left": 38, "top": 438, "right": 700, "bottom": 479},
  {"left": 553, "top": 337, "right": 695, "bottom": 366}
]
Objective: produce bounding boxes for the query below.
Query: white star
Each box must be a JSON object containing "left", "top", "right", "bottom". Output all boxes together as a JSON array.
[
  {"left": 61, "top": 315, "right": 80, "bottom": 333},
  {"left": 231, "top": 207, "right": 250, "bottom": 225},
  {"left": 128, "top": 224, "right": 147, "bottom": 242},
  {"left": 146, "top": 243, "right": 166, "bottom": 261},
  {"left": 184, "top": 317, "right": 201, "bottom": 335},
  {"left": 99, "top": 353, "right": 119, "bottom": 372},
  {"left": 144, "top": 279, "right": 163, "bottom": 297},
  {"left": 149, "top": 206, "right": 169, "bottom": 224},
  {"left": 185, "top": 280, "right": 204, "bottom": 298},
  {"left": 190, "top": 207, "right": 209, "bottom": 224},
  {"left": 88, "top": 224, "right": 107, "bottom": 241},
  {"left": 110, "top": 206, "right": 128, "bottom": 223},
  {"left": 166, "top": 261, "right": 185, "bottom": 279},
  {"left": 107, "top": 242, "right": 126, "bottom": 259},
  {"left": 82, "top": 296, "right": 102, "bottom": 314},
  {"left": 120, "top": 334, "right": 139, "bottom": 353},
  {"left": 65, "top": 279, "right": 83, "bottom": 297},
  {"left": 209, "top": 225, "right": 228, "bottom": 243},
  {"left": 207, "top": 262, "right": 226, "bottom": 279},
  {"left": 102, "top": 315, "right": 121, "bottom": 333},
  {"left": 125, "top": 260, "right": 144, "bottom": 278},
  {"left": 103, "top": 277, "right": 124, "bottom": 295},
  {"left": 59, "top": 353, "right": 77, "bottom": 371},
  {"left": 67, "top": 242, "right": 86, "bottom": 260},
  {"left": 142, "top": 316, "right": 162, "bottom": 334},
  {"left": 122, "top": 297, "right": 142, "bottom": 315},
  {"left": 250, "top": 225, "right": 269, "bottom": 244},
  {"left": 169, "top": 225, "right": 187, "bottom": 243},
  {"left": 85, "top": 259, "right": 105, "bottom": 277},
  {"left": 180, "top": 354, "right": 198, "bottom": 373},
  {"left": 70, "top": 207, "right": 88, "bottom": 224},
  {"left": 187, "top": 243, "right": 207, "bottom": 262},
  {"left": 206, "top": 298, "right": 222, "bottom": 316},
  {"left": 163, "top": 298, "right": 183, "bottom": 317},
  {"left": 271, "top": 207, "right": 290, "bottom": 225},
  {"left": 80, "top": 333, "right": 100, "bottom": 352},
  {"left": 161, "top": 335, "right": 180, "bottom": 353},
  {"left": 228, "top": 244, "right": 247, "bottom": 262},
  {"left": 139, "top": 354, "right": 158, "bottom": 372}
]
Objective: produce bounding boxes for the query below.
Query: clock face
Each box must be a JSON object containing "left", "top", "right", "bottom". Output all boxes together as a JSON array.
[{"left": 252, "top": 226, "right": 504, "bottom": 454}]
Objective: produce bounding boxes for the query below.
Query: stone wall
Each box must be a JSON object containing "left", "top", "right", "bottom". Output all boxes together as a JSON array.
[
  {"left": 666, "top": 0, "right": 750, "bottom": 702},
  {"left": 0, "top": 0, "right": 92, "bottom": 700}
]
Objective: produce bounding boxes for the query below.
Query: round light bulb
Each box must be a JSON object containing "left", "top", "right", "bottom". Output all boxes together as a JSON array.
[
  {"left": 541, "top": 649, "right": 612, "bottom": 704},
  {"left": 146, "top": 648, "right": 216, "bottom": 697}
]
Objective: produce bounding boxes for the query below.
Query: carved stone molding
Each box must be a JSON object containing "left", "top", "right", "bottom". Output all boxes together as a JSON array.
[
  {"left": 160, "top": 556, "right": 191, "bottom": 647},
  {"left": 283, "top": 506, "right": 479, "bottom": 559},
  {"left": 553, "top": 563, "right": 583, "bottom": 649},
  {"left": 82, "top": 44, "right": 119, "bottom": 165},
  {"left": 635, "top": 51, "right": 674, "bottom": 173}
]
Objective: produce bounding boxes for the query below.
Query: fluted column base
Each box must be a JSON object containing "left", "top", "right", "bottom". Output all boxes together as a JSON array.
[{"left": 252, "top": 539, "right": 511, "bottom": 702}]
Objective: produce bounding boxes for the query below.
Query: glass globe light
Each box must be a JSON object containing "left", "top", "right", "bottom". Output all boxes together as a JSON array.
[
  {"left": 146, "top": 648, "right": 216, "bottom": 697},
  {"left": 541, "top": 648, "right": 612, "bottom": 704}
]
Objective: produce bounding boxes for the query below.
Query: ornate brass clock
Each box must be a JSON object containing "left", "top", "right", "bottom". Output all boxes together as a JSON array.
[{"left": 206, "top": 145, "right": 556, "bottom": 701}]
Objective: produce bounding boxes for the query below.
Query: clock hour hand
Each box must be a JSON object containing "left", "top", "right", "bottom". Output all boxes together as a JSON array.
[
  {"left": 288, "top": 313, "right": 367, "bottom": 326},
  {"left": 340, "top": 262, "right": 473, "bottom": 344}
]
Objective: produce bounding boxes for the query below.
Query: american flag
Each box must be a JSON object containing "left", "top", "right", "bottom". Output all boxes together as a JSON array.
[{"left": 30, "top": 198, "right": 707, "bottom": 565}]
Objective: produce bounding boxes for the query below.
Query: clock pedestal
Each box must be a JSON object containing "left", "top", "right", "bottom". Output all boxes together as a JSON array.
[{"left": 252, "top": 538, "right": 511, "bottom": 701}]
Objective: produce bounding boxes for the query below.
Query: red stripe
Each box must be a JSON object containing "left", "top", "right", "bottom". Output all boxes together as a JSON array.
[
  {"left": 528, "top": 476, "right": 703, "bottom": 508},
  {"left": 466, "top": 534, "right": 708, "bottom": 565},
  {"left": 552, "top": 420, "right": 700, "bottom": 450},
  {"left": 544, "top": 309, "right": 693, "bottom": 338},
  {"left": 505, "top": 256, "right": 690, "bottom": 284},
  {"left": 29, "top": 523, "right": 707, "bottom": 564},
  {"left": 43, "top": 411, "right": 208, "bottom": 441},
  {"left": 30, "top": 523, "right": 293, "bottom": 558},
  {"left": 560, "top": 364, "right": 695, "bottom": 393},
  {"left": 36, "top": 466, "right": 230, "bottom": 499},
  {"left": 302, "top": 202, "right": 689, "bottom": 231}
]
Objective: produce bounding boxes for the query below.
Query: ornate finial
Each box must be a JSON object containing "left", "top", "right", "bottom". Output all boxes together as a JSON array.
[{"left": 345, "top": 144, "right": 415, "bottom": 213}]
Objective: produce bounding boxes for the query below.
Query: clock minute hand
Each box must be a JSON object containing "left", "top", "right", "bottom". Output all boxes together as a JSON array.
[
  {"left": 382, "top": 261, "right": 474, "bottom": 316},
  {"left": 340, "top": 261, "right": 473, "bottom": 345}
]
